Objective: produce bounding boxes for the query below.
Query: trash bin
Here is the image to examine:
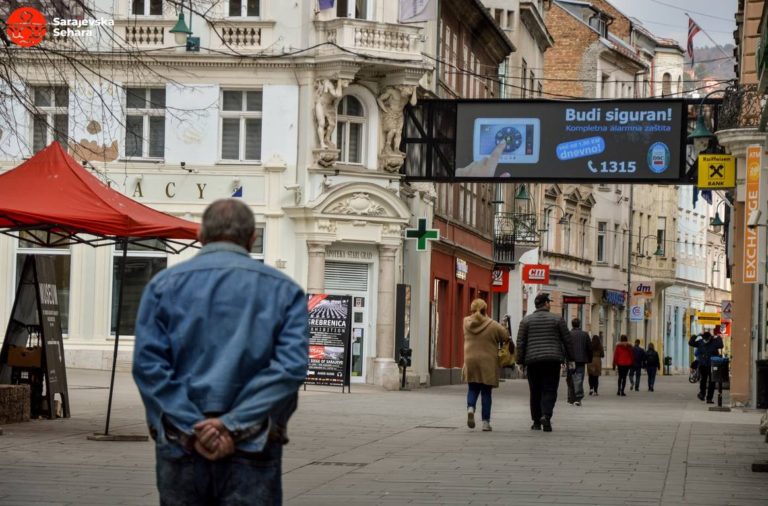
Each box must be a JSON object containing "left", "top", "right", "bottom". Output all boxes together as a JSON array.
[
  {"left": 757, "top": 359, "right": 768, "bottom": 409},
  {"left": 710, "top": 356, "right": 729, "bottom": 383}
]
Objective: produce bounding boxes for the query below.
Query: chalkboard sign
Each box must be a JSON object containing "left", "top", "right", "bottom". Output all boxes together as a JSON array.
[
  {"left": 305, "top": 294, "right": 352, "bottom": 392},
  {"left": 0, "top": 255, "right": 70, "bottom": 418}
]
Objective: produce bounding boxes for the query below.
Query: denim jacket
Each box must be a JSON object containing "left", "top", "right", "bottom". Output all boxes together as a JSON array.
[{"left": 132, "top": 242, "right": 309, "bottom": 456}]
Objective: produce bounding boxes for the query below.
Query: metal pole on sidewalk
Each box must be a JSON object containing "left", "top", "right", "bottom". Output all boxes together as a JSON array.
[{"left": 626, "top": 185, "right": 634, "bottom": 341}]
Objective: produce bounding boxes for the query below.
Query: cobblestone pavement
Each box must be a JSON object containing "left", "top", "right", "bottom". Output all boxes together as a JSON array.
[{"left": 0, "top": 369, "right": 766, "bottom": 505}]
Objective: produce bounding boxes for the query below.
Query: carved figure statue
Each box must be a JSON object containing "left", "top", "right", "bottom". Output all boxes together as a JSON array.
[
  {"left": 377, "top": 85, "right": 417, "bottom": 155},
  {"left": 314, "top": 79, "right": 348, "bottom": 150}
]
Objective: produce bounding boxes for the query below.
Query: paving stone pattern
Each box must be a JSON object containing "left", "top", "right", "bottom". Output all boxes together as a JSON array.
[{"left": 0, "top": 370, "right": 765, "bottom": 505}]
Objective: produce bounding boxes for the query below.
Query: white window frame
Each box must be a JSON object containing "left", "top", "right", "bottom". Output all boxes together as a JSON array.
[
  {"left": 124, "top": 87, "right": 166, "bottom": 159},
  {"left": 228, "top": 0, "right": 260, "bottom": 18},
  {"left": 131, "top": 0, "right": 164, "bottom": 16},
  {"left": 336, "top": 95, "right": 366, "bottom": 165},
  {"left": 110, "top": 242, "right": 167, "bottom": 337},
  {"left": 219, "top": 89, "right": 263, "bottom": 163},
  {"left": 250, "top": 225, "right": 265, "bottom": 261},
  {"left": 337, "top": 0, "right": 372, "bottom": 20},
  {"left": 656, "top": 217, "right": 666, "bottom": 256},
  {"left": 30, "top": 85, "right": 69, "bottom": 153},
  {"left": 597, "top": 221, "right": 607, "bottom": 263}
]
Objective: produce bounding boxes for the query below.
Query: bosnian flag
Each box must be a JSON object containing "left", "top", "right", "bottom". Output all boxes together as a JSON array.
[{"left": 687, "top": 17, "right": 702, "bottom": 65}]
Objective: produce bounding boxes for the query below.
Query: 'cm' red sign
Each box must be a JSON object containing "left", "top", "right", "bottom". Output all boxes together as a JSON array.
[{"left": 523, "top": 264, "right": 550, "bottom": 284}]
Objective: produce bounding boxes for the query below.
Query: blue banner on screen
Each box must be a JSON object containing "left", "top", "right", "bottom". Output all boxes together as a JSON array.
[{"left": 452, "top": 100, "right": 686, "bottom": 182}]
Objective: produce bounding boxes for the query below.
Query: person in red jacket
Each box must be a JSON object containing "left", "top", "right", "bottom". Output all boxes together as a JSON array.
[{"left": 613, "top": 334, "right": 634, "bottom": 396}]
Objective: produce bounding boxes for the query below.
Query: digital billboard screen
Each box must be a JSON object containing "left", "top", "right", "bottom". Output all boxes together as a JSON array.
[{"left": 406, "top": 99, "right": 687, "bottom": 182}]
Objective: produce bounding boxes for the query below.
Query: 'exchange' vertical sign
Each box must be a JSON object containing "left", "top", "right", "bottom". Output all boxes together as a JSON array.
[{"left": 743, "top": 145, "right": 761, "bottom": 283}]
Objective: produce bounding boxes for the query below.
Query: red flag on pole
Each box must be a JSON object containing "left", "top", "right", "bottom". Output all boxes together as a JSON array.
[{"left": 688, "top": 17, "right": 702, "bottom": 65}]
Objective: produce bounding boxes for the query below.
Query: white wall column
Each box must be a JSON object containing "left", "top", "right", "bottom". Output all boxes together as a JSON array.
[{"left": 374, "top": 244, "right": 400, "bottom": 390}]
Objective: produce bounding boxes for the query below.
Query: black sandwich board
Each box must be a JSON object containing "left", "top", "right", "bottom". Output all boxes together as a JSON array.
[{"left": 0, "top": 255, "right": 70, "bottom": 418}]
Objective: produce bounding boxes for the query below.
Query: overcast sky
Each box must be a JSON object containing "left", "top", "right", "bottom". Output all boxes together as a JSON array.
[{"left": 609, "top": 0, "right": 737, "bottom": 48}]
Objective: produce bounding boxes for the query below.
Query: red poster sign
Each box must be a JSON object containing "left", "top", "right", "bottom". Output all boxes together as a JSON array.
[
  {"left": 491, "top": 268, "right": 509, "bottom": 292},
  {"left": 522, "top": 264, "right": 550, "bottom": 284}
]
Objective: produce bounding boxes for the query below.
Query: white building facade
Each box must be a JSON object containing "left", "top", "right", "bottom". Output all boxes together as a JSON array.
[{"left": 0, "top": 0, "right": 434, "bottom": 389}]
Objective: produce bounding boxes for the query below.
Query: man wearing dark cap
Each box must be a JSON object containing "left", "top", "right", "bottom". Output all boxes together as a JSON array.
[
  {"left": 688, "top": 330, "right": 724, "bottom": 403},
  {"left": 516, "top": 292, "right": 571, "bottom": 432}
]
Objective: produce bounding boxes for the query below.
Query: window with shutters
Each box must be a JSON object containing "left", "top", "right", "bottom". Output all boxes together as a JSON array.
[
  {"left": 220, "top": 90, "right": 262, "bottom": 162},
  {"left": 324, "top": 262, "right": 369, "bottom": 292},
  {"left": 336, "top": 96, "right": 365, "bottom": 164},
  {"left": 125, "top": 87, "right": 165, "bottom": 159},
  {"left": 31, "top": 85, "right": 69, "bottom": 153}
]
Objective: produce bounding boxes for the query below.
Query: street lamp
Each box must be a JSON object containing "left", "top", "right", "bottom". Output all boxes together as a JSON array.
[
  {"left": 639, "top": 234, "right": 663, "bottom": 258},
  {"left": 169, "top": 2, "right": 200, "bottom": 51},
  {"left": 537, "top": 204, "right": 569, "bottom": 232},
  {"left": 709, "top": 195, "right": 733, "bottom": 232}
]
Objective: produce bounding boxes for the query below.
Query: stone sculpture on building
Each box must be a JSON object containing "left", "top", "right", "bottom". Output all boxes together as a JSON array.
[
  {"left": 313, "top": 78, "right": 348, "bottom": 167},
  {"left": 377, "top": 84, "right": 417, "bottom": 172}
]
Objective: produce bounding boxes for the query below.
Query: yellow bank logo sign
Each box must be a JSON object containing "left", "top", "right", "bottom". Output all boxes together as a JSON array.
[
  {"left": 696, "top": 311, "right": 722, "bottom": 325},
  {"left": 697, "top": 154, "right": 736, "bottom": 189}
]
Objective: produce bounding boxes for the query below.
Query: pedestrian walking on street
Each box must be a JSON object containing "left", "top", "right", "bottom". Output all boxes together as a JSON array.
[
  {"left": 462, "top": 299, "right": 510, "bottom": 432},
  {"left": 688, "top": 331, "right": 724, "bottom": 404},
  {"left": 587, "top": 334, "right": 604, "bottom": 396},
  {"left": 516, "top": 292, "right": 571, "bottom": 432},
  {"left": 644, "top": 343, "right": 661, "bottom": 392},
  {"left": 629, "top": 339, "right": 646, "bottom": 392},
  {"left": 565, "top": 318, "right": 592, "bottom": 406},
  {"left": 132, "top": 198, "right": 310, "bottom": 506},
  {"left": 613, "top": 335, "right": 634, "bottom": 396}
]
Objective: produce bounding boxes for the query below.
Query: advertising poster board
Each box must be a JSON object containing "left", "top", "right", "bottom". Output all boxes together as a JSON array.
[
  {"left": 404, "top": 99, "right": 686, "bottom": 182},
  {"left": 305, "top": 294, "right": 352, "bottom": 391},
  {"left": 743, "top": 145, "right": 761, "bottom": 283}
]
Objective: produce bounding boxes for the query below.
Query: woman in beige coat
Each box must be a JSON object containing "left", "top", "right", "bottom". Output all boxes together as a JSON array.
[
  {"left": 462, "top": 299, "right": 510, "bottom": 432},
  {"left": 587, "top": 334, "right": 604, "bottom": 396}
]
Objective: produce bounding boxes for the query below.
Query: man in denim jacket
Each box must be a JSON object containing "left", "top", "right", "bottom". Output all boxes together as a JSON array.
[{"left": 133, "top": 199, "right": 309, "bottom": 505}]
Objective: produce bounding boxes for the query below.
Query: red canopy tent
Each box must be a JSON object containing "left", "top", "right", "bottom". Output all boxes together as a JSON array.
[
  {"left": 0, "top": 142, "right": 200, "bottom": 438},
  {"left": 0, "top": 142, "right": 198, "bottom": 247}
]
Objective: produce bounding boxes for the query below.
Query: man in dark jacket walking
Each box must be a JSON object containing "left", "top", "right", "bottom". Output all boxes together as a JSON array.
[
  {"left": 516, "top": 293, "right": 571, "bottom": 432},
  {"left": 688, "top": 331, "right": 724, "bottom": 403},
  {"left": 566, "top": 318, "right": 592, "bottom": 406},
  {"left": 629, "top": 339, "right": 646, "bottom": 392}
]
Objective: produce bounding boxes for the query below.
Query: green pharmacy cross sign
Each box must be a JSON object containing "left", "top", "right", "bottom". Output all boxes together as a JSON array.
[{"left": 406, "top": 218, "right": 439, "bottom": 251}]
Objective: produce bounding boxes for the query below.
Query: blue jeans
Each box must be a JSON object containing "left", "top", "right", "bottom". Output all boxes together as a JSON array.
[
  {"left": 156, "top": 441, "right": 283, "bottom": 506},
  {"left": 630, "top": 367, "right": 641, "bottom": 389},
  {"left": 647, "top": 367, "right": 657, "bottom": 389},
  {"left": 467, "top": 382, "right": 493, "bottom": 421}
]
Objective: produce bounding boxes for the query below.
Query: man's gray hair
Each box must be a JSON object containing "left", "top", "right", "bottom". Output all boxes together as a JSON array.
[{"left": 199, "top": 199, "right": 255, "bottom": 248}]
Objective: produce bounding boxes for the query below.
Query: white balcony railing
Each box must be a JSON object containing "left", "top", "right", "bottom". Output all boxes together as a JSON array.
[
  {"left": 210, "top": 21, "right": 275, "bottom": 51},
  {"left": 314, "top": 19, "right": 422, "bottom": 60},
  {"left": 114, "top": 18, "right": 174, "bottom": 48}
]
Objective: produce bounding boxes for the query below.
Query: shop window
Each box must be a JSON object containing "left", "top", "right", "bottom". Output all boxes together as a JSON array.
[
  {"left": 250, "top": 225, "right": 265, "bottom": 262},
  {"left": 16, "top": 231, "right": 71, "bottom": 335},
  {"left": 31, "top": 85, "right": 69, "bottom": 153},
  {"left": 220, "top": 90, "right": 262, "bottom": 161},
  {"left": 110, "top": 240, "right": 167, "bottom": 336},
  {"left": 125, "top": 87, "right": 166, "bottom": 158},
  {"left": 336, "top": 96, "right": 365, "bottom": 164}
]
